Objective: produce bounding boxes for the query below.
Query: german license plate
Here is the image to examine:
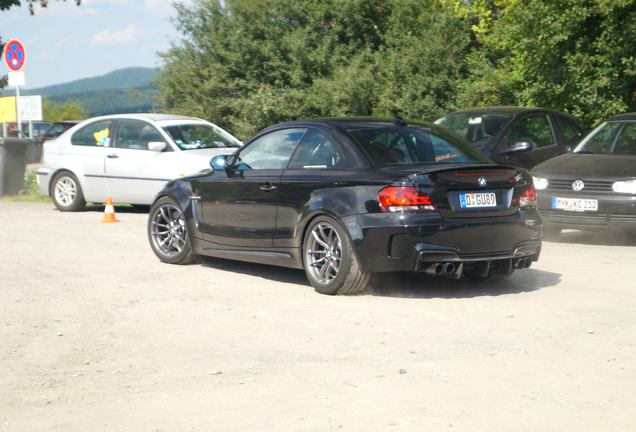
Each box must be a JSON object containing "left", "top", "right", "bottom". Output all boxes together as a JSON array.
[
  {"left": 460, "top": 192, "right": 497, "bottom": 208},
  {"left": 551, "top": 197, "right": 598, "bottom": 212}
]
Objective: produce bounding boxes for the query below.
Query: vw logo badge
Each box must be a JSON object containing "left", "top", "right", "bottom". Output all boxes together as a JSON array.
[
  {"left": 478, "top": 177, "right": 487, "bottom": 187},
  {"left": 572, "top": 180, "right": 585, "bottom": 192}
]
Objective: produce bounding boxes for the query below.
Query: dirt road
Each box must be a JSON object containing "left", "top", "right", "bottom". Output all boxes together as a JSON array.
[{"left": 1, "top": 201, "right": 635, "bottom": 431}]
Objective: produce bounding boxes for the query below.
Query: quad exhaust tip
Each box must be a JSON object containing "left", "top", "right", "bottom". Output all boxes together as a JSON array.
[
  {"left": 424, "top": 262, "right": 463, "bottom": 279},
  {"left": 424, "top": 257, "right": 532, "bottom": 278},
  {"left": 514, "top": 257, "right": 533, "bottom": 269}
]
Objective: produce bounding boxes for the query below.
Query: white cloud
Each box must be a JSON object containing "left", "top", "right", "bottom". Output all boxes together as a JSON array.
[
  {"left": 90, "top": 24, "right": 137, "bottom": 46},
  {"left": 54, "top": 37, "right": 82, "bottom": 49}
]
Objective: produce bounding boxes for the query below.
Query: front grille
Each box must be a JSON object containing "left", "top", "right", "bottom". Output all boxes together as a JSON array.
[
  {"left": 548, "top": 179, "right": 613, "bottom": 192},
  {"left": 610, "top": 214, "right": 636, "bottom": 223},
  {"left": 546, "top": 210, "right": 607, "bottom": 226}
]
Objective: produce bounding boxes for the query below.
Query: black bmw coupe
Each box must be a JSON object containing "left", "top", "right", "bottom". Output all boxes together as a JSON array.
[
  {"left": 532, "top": 113, "right": 636, "bottom": 235},
  {"left": 147, "top": 118, "right": 542, "bottom": 295}
]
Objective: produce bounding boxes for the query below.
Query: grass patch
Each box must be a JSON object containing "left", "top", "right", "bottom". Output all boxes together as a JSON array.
[
  {"left": 1, "top": 170, "right": 137, "bottom": 208},
  {"left": 0, "top": 170, "right": 52, "bottom": 203}
]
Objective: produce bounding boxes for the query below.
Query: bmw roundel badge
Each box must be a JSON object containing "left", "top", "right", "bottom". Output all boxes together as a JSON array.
[{"left": 478, "top": 177, "right": 487, "bottom": 187}]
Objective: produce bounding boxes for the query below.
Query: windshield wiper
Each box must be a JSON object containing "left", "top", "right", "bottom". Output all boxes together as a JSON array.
[{"left": 574, "top": 150, "right": 597, "bottom": 154}]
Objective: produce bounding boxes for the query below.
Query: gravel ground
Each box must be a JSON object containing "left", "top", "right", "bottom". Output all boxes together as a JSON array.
[{"left": 1, "top": 201, "right": 636, "bottom": 431}]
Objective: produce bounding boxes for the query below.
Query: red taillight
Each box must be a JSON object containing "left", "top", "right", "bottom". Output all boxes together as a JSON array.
[
  {"left": 378, "top": 186, "right": 436, "bottom": 213},
  {"left": 515, "top": 184, "right": 537, "bottom": 208}
]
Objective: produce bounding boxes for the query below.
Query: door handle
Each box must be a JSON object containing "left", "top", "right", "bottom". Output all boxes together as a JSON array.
[
  {"left": 259, "top": 183, "right": 277, "bottom": 192},
  {"left": 107, "top": 154, "right": 119, "bottom": 159}
]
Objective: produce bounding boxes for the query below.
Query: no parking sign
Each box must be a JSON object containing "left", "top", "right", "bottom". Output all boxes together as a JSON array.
[{"left": 3, "top": 39, "right": 26, "bottom": 72}]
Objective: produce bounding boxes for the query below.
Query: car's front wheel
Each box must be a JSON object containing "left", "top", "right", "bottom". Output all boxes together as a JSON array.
[
  {"left": 51, "top": 171, "right": 86, "bottom": 211},
  {"left": 303, "top": 215, "right": 371, "bottom": 295},
  {"left": 148, "top": 196, "right": 196, "bottom": 264}
]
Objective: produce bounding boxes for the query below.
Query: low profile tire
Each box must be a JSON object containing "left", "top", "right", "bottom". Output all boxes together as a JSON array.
[
  {"left": 302, "top": 215, "right": 371, "bottom": 295},
  {"left": 51, "top": 171, "right": 86, "bottom": 212},
  {"left": 148, "top": 196, "right": 196, "bottom": 264}
]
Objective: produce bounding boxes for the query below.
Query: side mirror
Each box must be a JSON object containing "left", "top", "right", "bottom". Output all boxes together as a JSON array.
[
  {"left": 502, "top": 140, "right": 532, "bottom": 154},
  {"left": 148, "top": 141, "right": 167, "bottom": 152},
  {"left": 210, "top": 154, "right": 228, "bottom": 170}
]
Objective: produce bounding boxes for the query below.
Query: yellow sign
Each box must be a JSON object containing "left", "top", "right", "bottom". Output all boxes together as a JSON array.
[
  {"left": 93, "top": 128, "right": 110, "bottom": 146},
  {"left": 0, "top": 96, "right": 16, "bottom": 122}
]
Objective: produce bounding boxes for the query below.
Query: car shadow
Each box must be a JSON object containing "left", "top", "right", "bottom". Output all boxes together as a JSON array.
[
  {"left": 198, "top": 256, "right": 560, "bottom": 299},
  {"left": 546, "top": 229, "right": 636, "bottom": 246},
  {"left": 198, "top": 256, "right": 310, "bottom": 286},
  {"left": 371, "top": 269, "right": 561, "bottom": 299}
]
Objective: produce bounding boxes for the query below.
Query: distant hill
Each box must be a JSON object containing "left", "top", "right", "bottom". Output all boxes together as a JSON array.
[
  {"left": 2, "top": 67, "right": 160, "bottom": 116},
  {"left": 26, "top": 67, "right": 159, "bottom": 97},
  {"left": 49, "top": 85, "right": 159, "bottom": 116}
]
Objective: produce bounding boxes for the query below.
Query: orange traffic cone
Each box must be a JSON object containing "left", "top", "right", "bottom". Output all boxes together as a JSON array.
[{"left": 102, "top": 197, "right": 119, "bottom": 223}]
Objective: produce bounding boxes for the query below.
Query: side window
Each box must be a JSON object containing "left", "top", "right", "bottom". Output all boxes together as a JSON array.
[
  {"left": 288, "top": 129, "right": 344, "bottom": 169},
  {"left": 508, "top": 115, "right": 556, "bottom": 148},
  {"left": 237, "top": 128, "right": 306, "bottom": 170},
  {"left": 555, "top": 116, "right": 583, "bottom": 145},
  {"left": 114, "top": 119, "right": 165, "bottom": 150},
  {"left": 49, "top": 124, "right": 65, "bottom": 136},
  {"left": 71, "top": 121, "right": 112, "bottom": 147},
  {"left": 360, "top": 131, "right": 415, "bottom": 164},
  {"left": 430, "top": 133, "right": 464, "bottom": 162}
]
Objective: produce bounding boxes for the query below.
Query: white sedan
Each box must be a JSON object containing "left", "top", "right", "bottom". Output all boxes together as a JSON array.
[{"left": 36, "top": 114, "right": 242, "bottom": 211}]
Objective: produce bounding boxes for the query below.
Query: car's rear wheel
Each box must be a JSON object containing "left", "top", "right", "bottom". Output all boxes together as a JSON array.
[
  {"left": 303, "top": 216, "right": 371, "bottom": 295},
  {"left": 148, "top": 196, "right": 196, "bottom": 264},
  {"left": 51, "top": 171, "right": 86, "bottom": 211}
]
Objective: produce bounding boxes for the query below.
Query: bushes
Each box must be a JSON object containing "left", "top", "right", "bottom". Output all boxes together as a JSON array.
[{"left": 158, "top": 0, "right": 636, "bottom": 138}]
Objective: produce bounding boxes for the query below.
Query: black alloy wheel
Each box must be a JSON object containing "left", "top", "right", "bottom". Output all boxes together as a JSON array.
[
  {"left": 303, "top": 215, "right": 371, "bottom": 295},
  {"left": 148, "top": 196, "right": 196, "bottom": 264}
]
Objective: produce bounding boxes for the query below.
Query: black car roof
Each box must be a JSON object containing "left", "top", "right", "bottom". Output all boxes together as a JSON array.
[
  {"left": 443, "top": 106, "right": 582, "bottom": 124},
  {"left": 447, "top": 106, "right": 553, "bottom": 115},
  {"left": 261, "top": 117, "right": 436, "bottom": 133},
  {"left": 606, "top": 112, "right": 636, "bottom": 121}
]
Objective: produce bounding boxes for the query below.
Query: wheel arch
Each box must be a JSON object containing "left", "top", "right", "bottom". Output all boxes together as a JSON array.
[
  {"left": 298, "top": 210, "right": 363, "bottom": 267},
  {"left": 150, "top": 180, "right": 195, "bottom": 218}
]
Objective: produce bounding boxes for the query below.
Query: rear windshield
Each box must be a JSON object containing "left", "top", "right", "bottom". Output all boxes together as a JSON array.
[
  {"left": 349, "top": 126, "right": 489, "bottom": 167},
  {"left": 162, "top": 124, "right": 241, "bottom": 150},
  {"left": 435, "top": 113, "right": 511, "bottom": 144}
]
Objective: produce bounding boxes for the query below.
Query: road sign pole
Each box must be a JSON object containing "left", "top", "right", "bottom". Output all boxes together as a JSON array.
[
  {"left": 3, "top": 39, "right": 26, "bottom": 137},
  {"left": 15, "top": 84, "right": 21, "bottom": 137}
]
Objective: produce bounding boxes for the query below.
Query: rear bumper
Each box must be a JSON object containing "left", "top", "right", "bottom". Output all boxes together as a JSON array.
[{"left": 346, "top": 210, "right": 542, "bottom": 273}]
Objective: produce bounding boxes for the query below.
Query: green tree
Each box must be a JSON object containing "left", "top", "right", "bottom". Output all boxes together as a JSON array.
[
  {"left": 461, "top": 0, "right": 636, "bottom": 126},
  {"left": 158, "top": 0, "right": 472, "bottom": 139},
  {"left": 42, "top": 99, "right": 86, "bottom": 121}
]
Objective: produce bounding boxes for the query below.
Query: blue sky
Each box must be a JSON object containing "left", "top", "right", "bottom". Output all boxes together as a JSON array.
[{"left": 0, "top": 0, "right": 190, "bottom": 89}]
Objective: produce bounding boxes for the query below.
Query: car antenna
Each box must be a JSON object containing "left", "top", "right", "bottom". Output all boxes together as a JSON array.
[{"left": 392, "top": 114, "right": 407, "bottom": 127}]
